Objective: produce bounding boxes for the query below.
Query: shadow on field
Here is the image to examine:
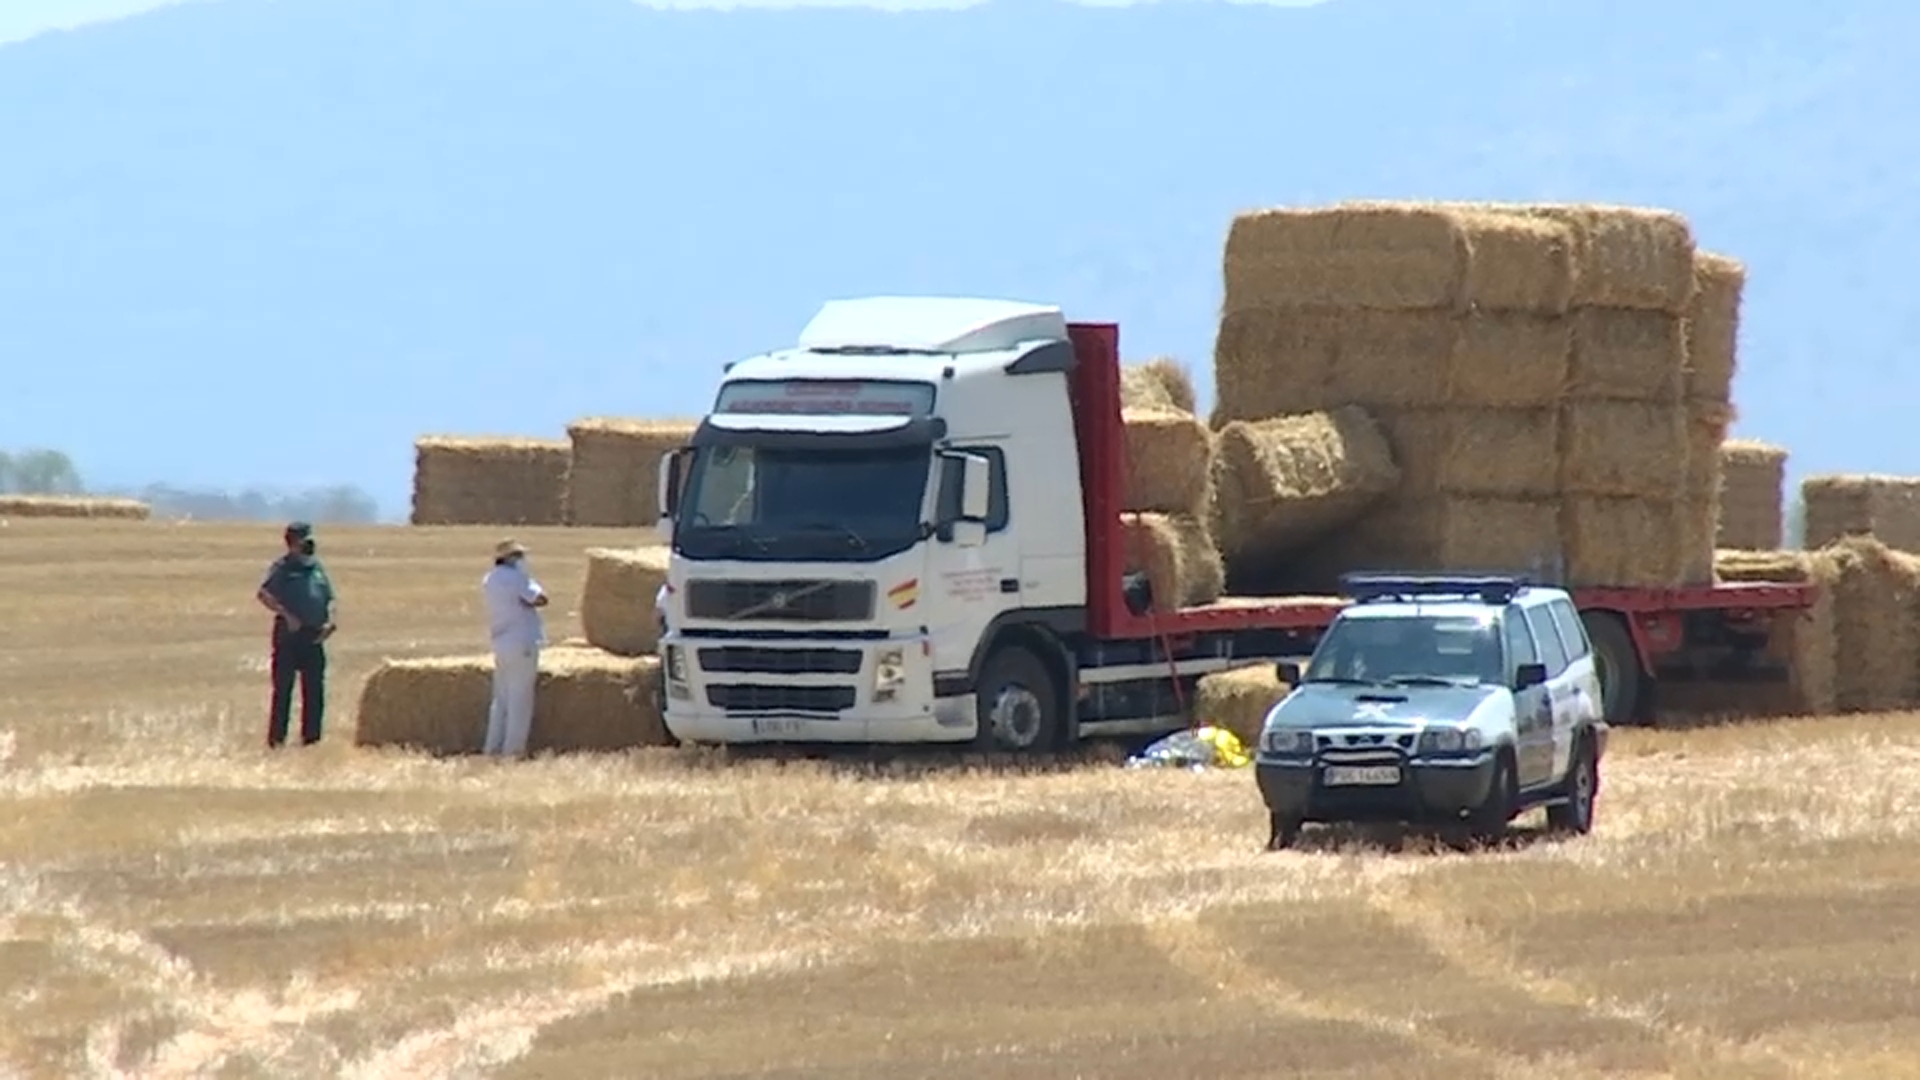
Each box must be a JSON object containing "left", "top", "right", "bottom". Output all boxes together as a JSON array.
[
  {"left": 1287, "top": 819, "right": 1573, "bottom": 857},
  {"left": 658, "top": 736, "right": 1147, "bottom": 781}
]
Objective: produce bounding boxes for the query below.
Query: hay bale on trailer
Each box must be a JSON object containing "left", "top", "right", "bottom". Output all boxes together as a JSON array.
[
  {"left": 1500, "top": 204, "right": 1698, "bottom": 313},
  {"left": 1559, "top": 400, "right": 1689, "bottom": 499},
  {"left": 1122, "top": 409, "right": 1214, "bottom": 516},
  {"left": 1221, "top": 202, "right": 1578, "bottom": 315},
  {"left": 563, "top": 417, "right": 698, "bottom": 527},
  {"left": 354, "top": 646, "right": 667, "bottom": 754},
  {"left": 1119, "top": 513, "right": 1225, "bottom": 613},
  {"left": 1686, "top": 251, "right": 1745, "bottom": 402},
  {"left": 1802, "top": 475, "right": 1920, "bottom": 552},
  {"left": 0, "top": 496, "right": 151, "bottom": 520},
  {"left": 1194, "top": 664, "right": 1293, "bottom": 746},
  {"left": 1119, "top": 357, "right": 1197, "bottom": 414},
  {"left": 1209, "top": 407, "right": 1400, "bottom": 566},
  {"left": 411, "top": 436, "right": 569, "bottom": 526},
  {"left": 1712, "top": 548, "right": 1839, "bottom": 717},
  {"left": 1717, "top": 440, "right": 1786, "bottom": 551},
  {"left": 1566, "top": 308, "right": 1686, "bottom": 402},
  {"left": 581, "top": 546, "right": 671, "bottom": 657},
  {"left": 1376, "top": 406, "right": 1559, "bottom": 497}
]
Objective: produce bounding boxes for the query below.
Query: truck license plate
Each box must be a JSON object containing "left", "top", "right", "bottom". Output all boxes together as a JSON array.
[
  {"left": 1323, "top": 765, "right": 1401, "bottom": 786},
  {"left": 751, "top": 718, "right": 805, "bottom": 737}
]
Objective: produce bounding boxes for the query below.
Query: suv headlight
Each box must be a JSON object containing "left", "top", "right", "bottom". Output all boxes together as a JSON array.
[
  {"left": 1417, "top": 726, "right": 1482, "bottom": 754},
  {"left": 872, "top": 647, "right": 907, "bottom": 702},
  {"left": 1262, "top": 728, "right": 1314, "bottom": 756}
]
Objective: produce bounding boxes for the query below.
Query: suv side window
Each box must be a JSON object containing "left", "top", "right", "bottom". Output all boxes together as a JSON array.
[
  {"left": 938, "top": 447, "right": 1010, "bottom": 533},
  {"left": 1525, "top": 605, "right": 1570, "bottom": 677},
  {"left": 1549, "top": 599, "right": 1590, "bottom": 661},
  {"left": 1502, "top": 607, "right": 1539, "bottom": 680}
]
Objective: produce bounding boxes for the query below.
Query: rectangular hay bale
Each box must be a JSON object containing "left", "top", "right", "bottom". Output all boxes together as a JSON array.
[
  {"left": 1505, "top": 204, "right": 1698, "bottom": 313},
  {"left": 1123, "top": 408, "right": 1214, "bottom": 516},
  {"left": 1563, "top": 496, "right": 1682, "bottom": 587},
  {"left": 1377, "top": 406, "right": 1559, "bottom": 498},
  {"left": 581, "top": 546, "right": 672, "bottom": 656},
  {"left": 1120, "top": 357, "right": 1197, "bottom": 414},
  {"left": 1803, "top": 475, "right": 1920, "bottom": 552},
  {"left": 1120, "top": 512, "right": 1225, "bottom": 613},
  {"left": 1825, "top": 537, "right": 1920, "bottom": 713},
  {"left": 1567, "top": 308, "right": 1686, "bottom": 402},
  {"left": 1221, "top": 202, "right": 1576, "bottom": 315},
  {"left": 1194, "top": 664, "right": 1293, "bottom": 747},
  {"left": 1717, "top": 439, "right": 1785, "bottom": 551},
  {"left": 354, "top": 646, "right": 668, "bottom": 754},
  {"left": 564, "top": 417, "right": 698, "bottom": 528},
  {"left": 1710, "top": 548, "right": 1839, "bottom": 716},
  {"left": 1685, "top": 251, "right": 1745, "bottom": 402},
  {"left": 1306, "top": 495, "right": 1563, "bottom": 582},
  {"left": 0, "top": 496, "right": 152, "bottom": 520},
  {"left": 1210, "top": 407, "right": 1400, "bottom": 565},
  {"left": 411, "top": 436, "right": 571, "bottom": 527},
  {"left": 1559, "top": 401, "right": 1688, "bottom": 498}
]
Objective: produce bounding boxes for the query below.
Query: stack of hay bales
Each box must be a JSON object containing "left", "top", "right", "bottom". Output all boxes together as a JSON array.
[
  {"left": 1212, "top": 201, "right": 1714, "bottom": 589},
  {"left": 355, "top": 646, "right": 668, "bottom": 753},
  {"left": 411, "top": 436, "right": 570, "bottom": 526},
  {"left": 1682, "top": 252, "right": 1747, "bottom": 577},
  {"left": 563, "top": 418, "right": 698, "bottom": 527},
  {"left": 1801, "top": 475, "right": 1920, "bottom": 552},
  {"left": 581, "top": 546, "right": 670, "bottom": 656},
  {"left": 1716, "top": 440, "right": 1787, "bottom": 550},
  {"left": 0, "top": 496, "right": 151, "bottom": 520},
  {"left": 1118, "top": 362, "right": 1226, "bottom": 612}
]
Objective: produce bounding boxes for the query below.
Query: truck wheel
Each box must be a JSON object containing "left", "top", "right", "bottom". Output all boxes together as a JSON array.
[
  {"left": 1547, "top": 734, "right": 1599, "bottom": 835},
  {"left": 974, "top": 645, "right": 1062, "bottom": 754},
  {"left": 1582, "top": 611, "right": 1643, "bottom": 728},
  {"left": 1266, "top": 812, "right": 1302, "bottom": 852}
]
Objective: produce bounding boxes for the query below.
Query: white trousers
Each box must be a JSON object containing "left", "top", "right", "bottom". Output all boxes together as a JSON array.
[{"left": 485, "top": 643, "right": 540, "bottom": 756}]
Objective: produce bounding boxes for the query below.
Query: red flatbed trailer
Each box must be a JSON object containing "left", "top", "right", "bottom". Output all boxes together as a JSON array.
[{"left": 1064, "top": 321, "right": 1819, "bottom": 727}]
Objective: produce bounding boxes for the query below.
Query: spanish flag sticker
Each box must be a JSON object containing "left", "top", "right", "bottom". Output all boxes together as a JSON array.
[{"left": 887, "top": 578, "right": 920, "bottom": 610}]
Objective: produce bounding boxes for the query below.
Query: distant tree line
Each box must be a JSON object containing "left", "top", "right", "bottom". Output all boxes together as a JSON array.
[{"left": 0, "top": 447, "right": 381, "bottom": 523}]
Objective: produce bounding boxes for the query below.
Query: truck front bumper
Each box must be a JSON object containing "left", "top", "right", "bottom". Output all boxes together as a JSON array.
[{"left": 1255, "top": 753, "right": 1497, "bottom": 824}]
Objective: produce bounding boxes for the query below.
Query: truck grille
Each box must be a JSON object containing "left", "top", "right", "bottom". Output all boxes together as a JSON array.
[
  {"left": 697, "top": 646, "right": 864, "bottom": 675},
  {"left": 706, "top": 683, "right": 858, "bottom": 714},
  {"left": 685, "top": 579, "right": 875, "bottom": 622}
]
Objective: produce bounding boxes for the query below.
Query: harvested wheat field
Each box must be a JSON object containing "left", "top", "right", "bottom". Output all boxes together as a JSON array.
[{"left": 9, "top": 522, "right": 1920, "bottom": 1079}]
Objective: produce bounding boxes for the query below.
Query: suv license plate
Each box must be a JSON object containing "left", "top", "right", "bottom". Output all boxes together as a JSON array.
[
  {"left": 1323, "top": 765, "right": 1401, "bottom": 786},
  {"left": 751, "top": 718, "right": 805, "bottom": 737}
]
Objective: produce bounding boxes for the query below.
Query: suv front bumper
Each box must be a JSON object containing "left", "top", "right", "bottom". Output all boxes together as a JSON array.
[{"left": 1256, "top": 753, "right": 1497, "bottom": 824}]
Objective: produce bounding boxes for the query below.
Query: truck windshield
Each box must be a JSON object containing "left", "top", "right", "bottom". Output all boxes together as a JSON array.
[
  {"left": 1303, "top": 614, "right": 1503, "bottom": 687},
  {"left": 674, "top": 443, "right": 930, "bottom": 562}
]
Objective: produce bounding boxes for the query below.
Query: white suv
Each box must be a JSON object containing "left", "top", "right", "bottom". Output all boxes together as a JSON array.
[{"left": 1254, "top": 573, "right": 1608, "bottom": 850}]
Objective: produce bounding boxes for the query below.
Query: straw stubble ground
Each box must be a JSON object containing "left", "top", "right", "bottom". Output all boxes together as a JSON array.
[{"left": 5, "top": 522, "right": 1920, "bottom": 1079}]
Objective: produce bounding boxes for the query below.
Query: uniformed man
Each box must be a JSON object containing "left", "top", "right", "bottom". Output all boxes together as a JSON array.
[
  {"left": 482, "top": 538, "right": 549, "bottom": 758},
  {"left": 255, "top": 521, "right": 337, "bottom": 747}
]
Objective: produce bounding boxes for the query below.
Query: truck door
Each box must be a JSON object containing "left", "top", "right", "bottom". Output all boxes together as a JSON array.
[
  {"left": 1503, "top": 606, "right": 1552, "bottom": 790},
  {"left": 931, "top": 445, "right": 1017, "bottom": 654},
  {"left": 1521, "top": 605, "right": 1572, "bottom": 792}
]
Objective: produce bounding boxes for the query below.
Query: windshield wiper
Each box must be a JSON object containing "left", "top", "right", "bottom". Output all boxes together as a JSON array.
[
  {"left": 1303, "top": 677, "right": 1381, "bottom": 686},
  {"left": 1382, "top": 675, "right": 1469, "bottom": 687},
  {"left": 796, "top": 521, "right": 869, "bottom": 551}
]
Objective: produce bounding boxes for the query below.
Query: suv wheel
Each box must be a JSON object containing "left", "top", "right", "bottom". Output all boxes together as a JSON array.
[{"left": 1547, "top": 735, "right": 1599, "bottom": 835}]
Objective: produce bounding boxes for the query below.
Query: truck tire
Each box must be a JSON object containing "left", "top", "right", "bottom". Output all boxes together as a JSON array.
[
  {"left": 1582, "top": 611, "right": 1643, "bottom": 728},
  {"left": 1546, "top": 733, "right": 1599, "bottom": 835},
  {"left": 974, "top": 645, "right": 1063, "bottom": 754}
]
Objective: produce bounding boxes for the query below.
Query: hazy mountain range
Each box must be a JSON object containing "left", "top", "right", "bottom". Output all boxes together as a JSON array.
[{"left": 1, "top": 0, "right": 1913, "bottom": 519}]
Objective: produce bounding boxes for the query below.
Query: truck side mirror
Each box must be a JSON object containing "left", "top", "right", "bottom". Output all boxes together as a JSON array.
[
  {"left": 656, "top": 448, "right": 689, "bottom": 542},
  {"left": 1514, "top": 662, "right": 1548, "bottom": 690},
  {"left": 1276, "top": 660, "right": 1302, "bottom": 685}
]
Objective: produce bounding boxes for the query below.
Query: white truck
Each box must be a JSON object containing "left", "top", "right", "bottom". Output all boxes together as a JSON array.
[
  {"left": 651, "top": 296, "right": 1341, "bottom": 752},
  {"left": 652, "top": 295, "right": 1819, "bottom": 751}
]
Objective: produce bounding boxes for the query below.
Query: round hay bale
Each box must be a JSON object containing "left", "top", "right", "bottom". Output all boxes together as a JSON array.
[
  {"left": 581, "top": 546, "right": 671, "bottom": 656},
  {"left": 1122, "top": 408, "right": 1214, "bottom": 516},
  {"left": 1210, "top": 406, "right": 1399, "bottom": 568},
  {"left": 1120, "top": 357, "right": 1197, "bottom": 414},
  {"left": 564, "top": 417, "right": 699, "bottom": 528},
  {"left": 1119, "top": 512, "right": 1224, "bottom": 613},
  {"left": 354, "top": 646, "right": 667, "bottom": 754},
  {"left": 1193, "top": 664, "right": 1292, "bottom": 747},
  {"left": 411, "top": 436, "right": 569, "bottom": 526},
  {"left": 0, "top": 496, "right": 151, "bottom": 520}
]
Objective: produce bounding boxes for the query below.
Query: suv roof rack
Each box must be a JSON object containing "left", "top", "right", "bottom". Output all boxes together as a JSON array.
[{"left": 1339, "top": 571, "right": 1529, "bottom": 607}]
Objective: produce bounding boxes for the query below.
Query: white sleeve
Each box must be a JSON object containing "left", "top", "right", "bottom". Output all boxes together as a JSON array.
[{"left": 520, "top": 571, "right": 544, "bottom": 603}]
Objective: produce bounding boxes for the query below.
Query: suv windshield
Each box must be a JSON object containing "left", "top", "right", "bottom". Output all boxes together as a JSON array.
[
  {"left": 1303, "top": 613, "right": 1503, "bottom": 687},
  {"left": 674, "top": 443, "right": 930, "bottom": 561}
]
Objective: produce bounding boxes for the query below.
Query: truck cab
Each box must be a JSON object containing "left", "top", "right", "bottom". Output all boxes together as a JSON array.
[
  {"left": 1254, "top": 573, "right": 1608, "bottom": 849},
  {"left": 654, "top": 296, "right": 1094, "bottom": 749}
]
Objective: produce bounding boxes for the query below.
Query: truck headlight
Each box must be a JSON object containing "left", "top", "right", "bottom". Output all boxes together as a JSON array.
[
  {"left": 872, "top": 647, "right": 907, "bottom": 702},
  {"left": 1418, "top": 727, "right": 1481, "bottom": 754},
  {"left": 1262, "top": 728, "right": 1313, "bottom": 756},
  {"left": 665, "top": 645, "right": 688, "bottom": 684}
]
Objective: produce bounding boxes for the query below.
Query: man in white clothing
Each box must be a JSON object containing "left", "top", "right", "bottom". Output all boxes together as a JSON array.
[{"left": 482, "top": 538, "right": 549, "bottom": 757}]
